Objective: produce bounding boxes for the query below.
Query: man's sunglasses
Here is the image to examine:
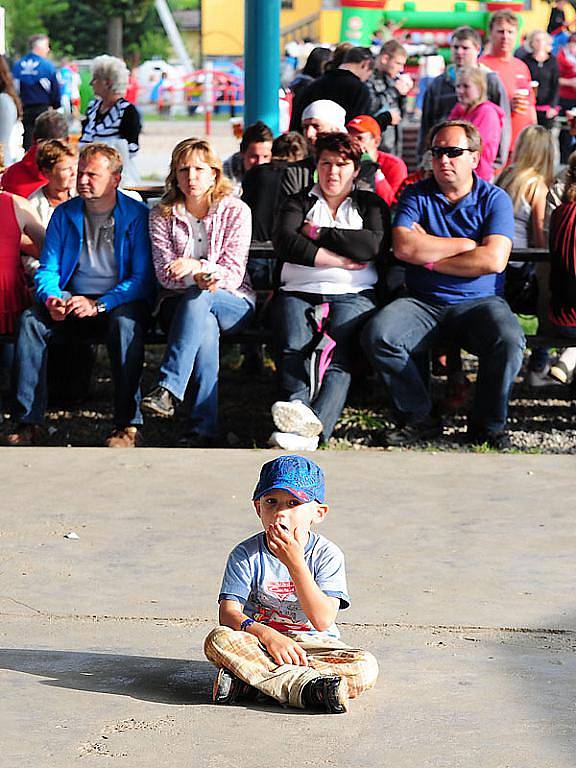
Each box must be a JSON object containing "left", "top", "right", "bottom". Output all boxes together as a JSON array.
[{"left": 430, "top": 146, "right": 474, "bottom": 159}]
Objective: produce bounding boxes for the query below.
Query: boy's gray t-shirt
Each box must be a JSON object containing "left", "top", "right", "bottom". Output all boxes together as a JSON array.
[{"left": 219, "top": 531, "right": 349, "bottom": 640}]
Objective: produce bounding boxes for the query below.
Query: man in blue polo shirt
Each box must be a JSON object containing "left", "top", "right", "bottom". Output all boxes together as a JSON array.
[
  {"left": 12, "top": 34, "right": 61, "bottom": 150},
  {"left": 362, "top": 119, "right": 525, "bottom": 448}
]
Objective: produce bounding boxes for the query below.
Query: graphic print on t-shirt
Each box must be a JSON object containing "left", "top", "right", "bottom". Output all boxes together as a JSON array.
[{"left": 253, "top": 579, "right": 312, "bottom": 633}]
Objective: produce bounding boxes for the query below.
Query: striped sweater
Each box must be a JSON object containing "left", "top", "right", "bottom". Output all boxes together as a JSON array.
[{"left": 80, "top": 97, "right": 141, "bottom": 156}]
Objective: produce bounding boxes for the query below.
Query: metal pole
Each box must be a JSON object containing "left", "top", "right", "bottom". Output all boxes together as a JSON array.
[
  {"left": 204, "top": 61, "right": 214, "bottom": 136},
  {"left": 155, "top": 0, "right": 193, "bottom": 72},
  {"left": 244, "top": 0, "right": 280, "bottom": 134}
]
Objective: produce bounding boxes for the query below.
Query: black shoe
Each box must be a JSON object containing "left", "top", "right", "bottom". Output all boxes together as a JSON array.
[
  {"left": 465, "top": 427, "right": 510, "bottom": 451},
  {"left": 301, "top": 675, "right": 349, "bottom": 714},
  {"left": 212, "top": 668, "right": 256, "bottom": 704},
  {"left": 141, "top": 386, "right": 175, "bottom": 417},
  {"left": 384, "top": 416, "right": 442, "bottom": 447}
]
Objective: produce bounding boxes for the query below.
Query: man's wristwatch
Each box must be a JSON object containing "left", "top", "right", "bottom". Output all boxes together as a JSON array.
[{"left": 95, "top": 301, "right": 107, "bottom": 315}]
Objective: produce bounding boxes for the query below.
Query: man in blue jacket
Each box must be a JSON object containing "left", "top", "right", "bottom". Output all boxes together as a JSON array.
[
  {"left": 12, "top": 35, "right": 61, "bottom": 150},
  {"left": 7, "top": 144, "right": 155, "bottom": 447}
]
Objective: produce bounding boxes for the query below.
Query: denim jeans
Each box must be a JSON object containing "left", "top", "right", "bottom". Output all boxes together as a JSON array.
[
  {"left": 14, "top": 300, "right": 149, "bottom": 427},
  {"left": 362, "top": 295, "right": 525, "bottom": 433},
  {"left": 272, "top": 290, "right": 377, "bottom": 440},
  {"left": 157, "top": 286, "right": 254, "bottom": 436}
]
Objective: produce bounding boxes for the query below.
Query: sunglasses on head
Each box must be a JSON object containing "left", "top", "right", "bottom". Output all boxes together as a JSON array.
[{"left": 430, "top": 146, "right": 473, "bottom": 159}]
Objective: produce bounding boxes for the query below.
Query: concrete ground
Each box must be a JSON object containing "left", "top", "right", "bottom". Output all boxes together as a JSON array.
[{"left": 1, "top": 448, "right": 575, "bottom": 767}]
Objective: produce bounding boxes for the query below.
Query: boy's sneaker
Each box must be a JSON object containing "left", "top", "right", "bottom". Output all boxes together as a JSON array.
[
  {"left": 212, "top": 667, "right": 256, "bottom": 705},
  {"left": 271, "top": 400, "right": 323, "bottom": 438},
  {"left": 301, "top": 675, "right": 348, "bottom": 714},
  {"left": 268, "top": 431, "right": 319, "bottom": 452},
  {"left": 141, "top": 386, "right": 175, "bottom": 417}
]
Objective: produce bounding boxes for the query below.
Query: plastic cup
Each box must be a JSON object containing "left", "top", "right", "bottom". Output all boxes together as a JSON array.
[
  {"left": 514, "top": 88, "right": 529, "bottom": 114},
  {"left": 230, "top": 118, "right": 243, "bottom": 139}
]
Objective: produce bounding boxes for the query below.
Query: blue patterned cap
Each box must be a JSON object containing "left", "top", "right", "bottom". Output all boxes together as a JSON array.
[{"left": 253, "top": 455, "right": 325, "bottom": 504}]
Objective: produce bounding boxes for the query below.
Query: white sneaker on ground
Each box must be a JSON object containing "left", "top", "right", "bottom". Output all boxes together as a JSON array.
[
  {"left": 268, "top": 431, "right": 319, "bottom": 451},
  {"left": 550, "top": 347, "right": 576, "bottom": 384},
  {"left": 271, "top": 400, "right": 323, "bottom": 437}
]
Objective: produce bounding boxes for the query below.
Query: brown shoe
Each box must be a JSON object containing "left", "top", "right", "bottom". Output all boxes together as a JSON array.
[
  {"left": 105, "top": 426, "right": 143, "bottom": 448},
  {"left": 4, "top": 424, "right": 44, "bottom": 446}
]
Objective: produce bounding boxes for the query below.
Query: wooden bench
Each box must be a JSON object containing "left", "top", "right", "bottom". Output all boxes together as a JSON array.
[{"left": 146, "top": 244, "right": 574, "bottom": 352}]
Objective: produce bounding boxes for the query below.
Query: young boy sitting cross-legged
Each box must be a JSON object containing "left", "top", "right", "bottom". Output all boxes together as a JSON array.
[{"left": 204, "top": 454, "right": 379, "bottom": 713}]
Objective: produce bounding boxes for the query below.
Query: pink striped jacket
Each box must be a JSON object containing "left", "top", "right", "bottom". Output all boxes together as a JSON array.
[{"left": 149, "top": 195, "right": 255, "bottom": 304}]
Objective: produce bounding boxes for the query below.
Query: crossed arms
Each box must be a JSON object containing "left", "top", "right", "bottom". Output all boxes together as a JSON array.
[{"left": 393, "top": 222, "right": 512, "bottom": 277}]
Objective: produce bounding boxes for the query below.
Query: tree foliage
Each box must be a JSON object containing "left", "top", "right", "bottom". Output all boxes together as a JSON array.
[
  {"left": 3, "top": 0, "right": 69, "bottom": 56},
  {"left": 95, "top": 0, "right": 153, "bottom": 27},
  {"left": 45, "top": 0, "right": 164, "bottom": 61},
  {"left": 5, "top": 0, "right": 193, "bottom": 62}
]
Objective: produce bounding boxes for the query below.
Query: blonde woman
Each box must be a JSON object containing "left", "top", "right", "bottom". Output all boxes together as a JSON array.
[
  {"left": 142, "top": 138, "right": 254, "bottom": 446},
  {"left": 497, "top": 124, "right": 555, "bottom": 383},
  {"left": 497, "top": 125, "right": 555, "bottom": 250},
  {"left": 448, "top": 67, "right": 505, "bottom": 181}
]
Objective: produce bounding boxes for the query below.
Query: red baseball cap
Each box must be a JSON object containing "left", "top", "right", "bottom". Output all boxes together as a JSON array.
[{"left": 346, "top": 114, "right": 381, "bottom": 141}]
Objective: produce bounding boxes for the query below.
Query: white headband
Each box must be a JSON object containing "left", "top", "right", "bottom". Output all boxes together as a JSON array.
[{"left": 301, "top": 100, "right": 347, "bottom": 132}]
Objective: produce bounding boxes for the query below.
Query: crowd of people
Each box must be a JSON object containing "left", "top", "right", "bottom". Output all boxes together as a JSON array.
[{"left": 1, "top": 12, "right": 576, "bottom": 450}]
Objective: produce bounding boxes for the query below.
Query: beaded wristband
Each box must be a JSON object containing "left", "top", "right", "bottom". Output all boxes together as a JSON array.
[{"left": 240, "top": 618, "right": 255, "bottom": 632}]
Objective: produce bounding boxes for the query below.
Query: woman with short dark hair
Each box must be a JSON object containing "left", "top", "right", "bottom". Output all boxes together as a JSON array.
[{"left": 270, "top": 132, "right": 390, "bottom": 450}]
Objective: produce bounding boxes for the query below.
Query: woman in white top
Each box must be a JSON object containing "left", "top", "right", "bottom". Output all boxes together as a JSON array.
[
  {"left": 28, "top": 140, "right": 77, "bottom": 226},
  {"left": 25, "top": 140, "right": 77, "bottom": 275},
  {"left": 0, "top": 56, "right": 22, "bottom": 167},
  {"left": 270, "top": 131, "right": 391, "bottom": 449}
]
